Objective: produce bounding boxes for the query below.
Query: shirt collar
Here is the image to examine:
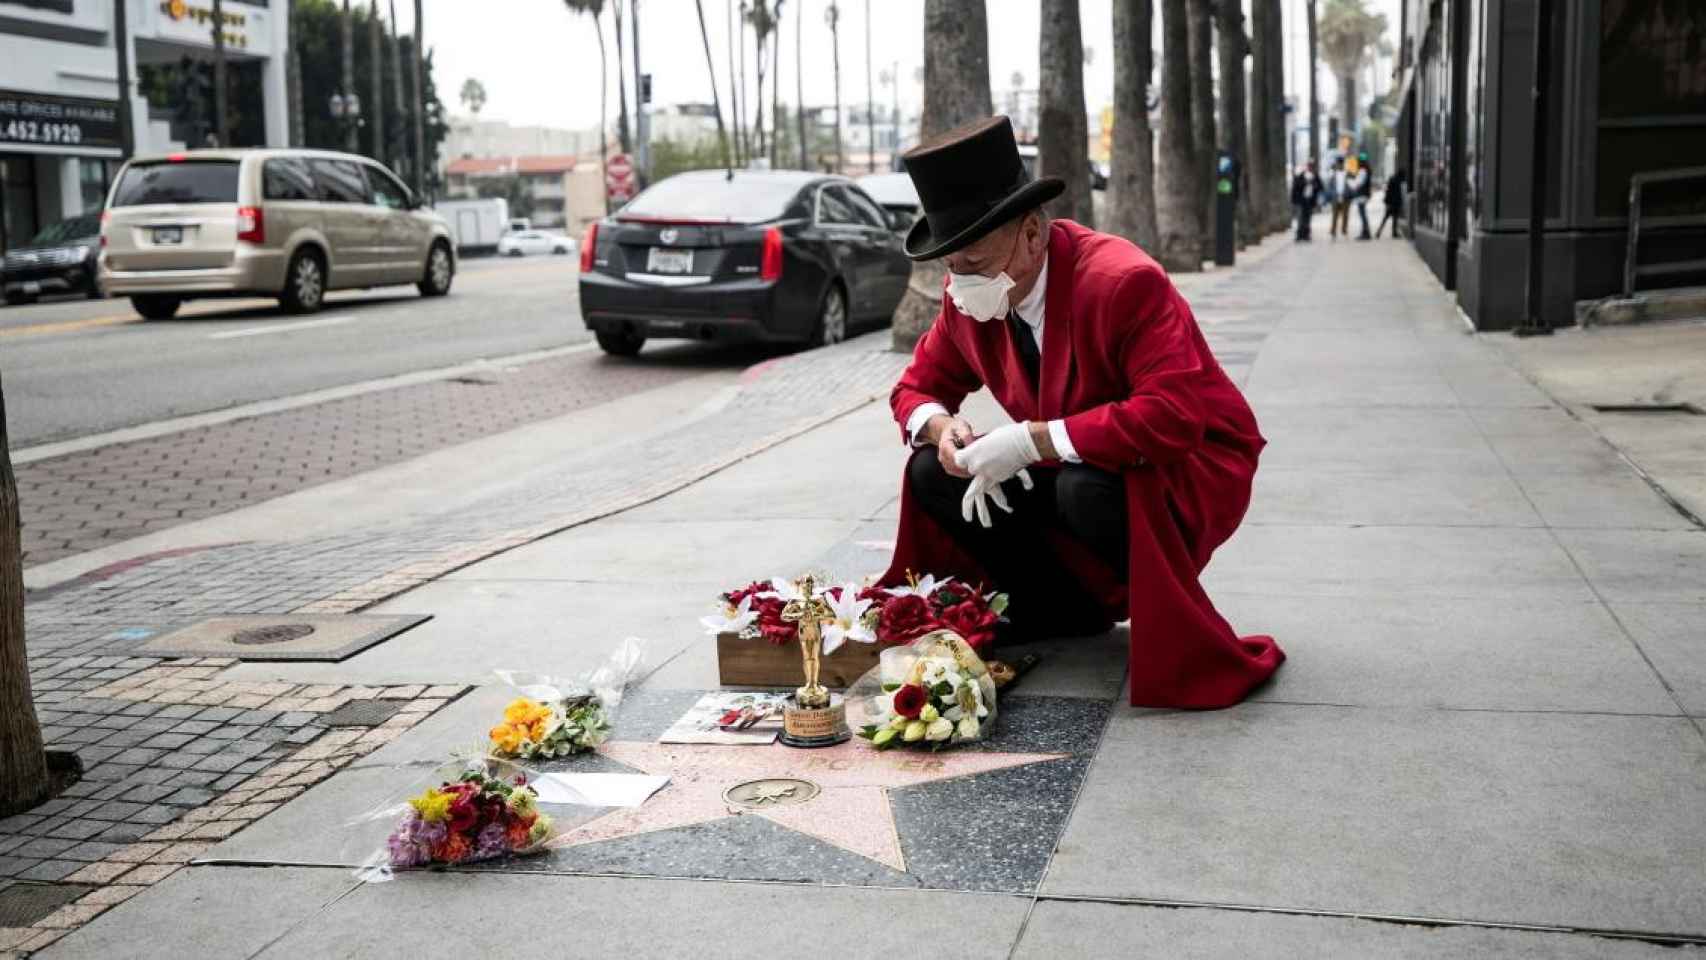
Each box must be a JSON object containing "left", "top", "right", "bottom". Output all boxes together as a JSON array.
[{"left": 1013, "top": 254, "right": 1048, "bottom": 329}]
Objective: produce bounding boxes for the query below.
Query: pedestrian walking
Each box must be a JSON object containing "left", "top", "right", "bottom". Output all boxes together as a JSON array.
[
  {"left": 1352, "top": 152, "right": 1373, "bottom": 240},
  {"left": 1376, "top": 168, "right": 1409, "bottom": 238},
  {"left": 1327, "top": 156, "right": 1349, "bottom": 240},
  {"left": 1291, "top": 162, "right": 1322, "bottom": 242}
]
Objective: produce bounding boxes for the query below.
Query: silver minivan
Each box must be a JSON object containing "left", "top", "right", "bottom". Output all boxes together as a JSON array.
[{"left": 100, "top": 148, "right": 455, "bottom": 320}]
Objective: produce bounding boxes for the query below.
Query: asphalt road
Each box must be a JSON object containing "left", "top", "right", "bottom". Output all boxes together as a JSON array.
[{"left": 1, "top": 255, "right": 589, "bottom": 447}]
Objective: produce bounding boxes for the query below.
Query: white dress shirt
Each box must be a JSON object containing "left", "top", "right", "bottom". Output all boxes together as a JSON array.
[{"left": 903, "top": 255, "right": 1082, "bottom": 463}]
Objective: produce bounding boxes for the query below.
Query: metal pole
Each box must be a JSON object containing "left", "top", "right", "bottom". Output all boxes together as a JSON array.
[
  {"left": 114, "top": 0, "right": 135, "bottom": 159},
  {"left": 341, "top": 0, "right": 358, "bottom": 152},
  {"left": 632, "top": 0, "right": 645, "bottom": 183},
  {"left": 411, "top": 0, "right": 425, "bottom": 196},
  {"left": 1517, "top": 0, "right": 1554, "bottom": 336},
  {"left": 370, "top": 0, "right": 384, "bottom": 162},
  {"left": 212, "top": 0, "right": 228, "bottom": 145}
]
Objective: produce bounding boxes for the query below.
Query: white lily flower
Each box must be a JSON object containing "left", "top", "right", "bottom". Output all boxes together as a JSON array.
[
  {"left": 820, "top": 583, "right": 875, "bottom": 655},
  {"left": 926, "top": 717, "right": 954, "bottom": 741},
  {"left": 888, "top": 573, "right": 955, "bottom": 599},
  {"left": 699, "top": 594, "right": 757, "bottom": 637},
  {"left": 758, "top": 575, "right": 824, "bottom": 603},
  {"left": 956, "top": 714, "right": 980, "bottom": 739}
]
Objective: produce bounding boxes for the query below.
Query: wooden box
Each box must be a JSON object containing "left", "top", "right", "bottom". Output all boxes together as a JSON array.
[{"left": 716, "top": 632, "right": 882, "bottom": 689}]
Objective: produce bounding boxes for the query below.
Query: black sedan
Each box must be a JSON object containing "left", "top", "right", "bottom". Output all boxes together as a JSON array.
[
  {"left": 3, "top": 213, "right": 104, "bottom": 304},
  {"left": 578, "top": 170, "right": 912, "bottom": 356}
]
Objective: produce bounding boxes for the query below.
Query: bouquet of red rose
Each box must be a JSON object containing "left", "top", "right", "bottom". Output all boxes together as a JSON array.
[
  {"left": 707, "top": 573, "right": 1008, "bottom": 652},
  {"left": 383, "top": 769, "right": 554, "bottom": 870},
  {"left": 851, "top": 629, "right": 1000, "bottom": 750}
]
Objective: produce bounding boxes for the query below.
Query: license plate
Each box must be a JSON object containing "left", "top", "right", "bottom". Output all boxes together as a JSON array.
[
  {"left": 153, "top": 226, "right": 183, "bottom": 245},
  {"left": 646, "top": 247, "right": 693, "bottom": 274}
]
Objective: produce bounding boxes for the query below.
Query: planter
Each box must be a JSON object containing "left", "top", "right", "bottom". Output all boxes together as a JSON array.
[{"left": 716, "top": 632, "right": 883, "bottom": 689}]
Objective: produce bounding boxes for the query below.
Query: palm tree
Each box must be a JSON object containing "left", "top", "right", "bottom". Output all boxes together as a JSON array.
[
  {"left": 795, "top": 0, "right": 808, "bottom": 169},
  {"left": 1109, "top": 0, "right": 1159, "bottom": 250},
  {"left": 827, "top": 2, "right": 844, "bottom": 173},
  {"left": 368, "top": 0, "right": 383, "bottom": 162},
  {"left": 612, "top": 0, "right": 632, "bottom": 154},
  {"left": 770, "top": 0, "right": 783, "bottom": 169},
  {"left": 1155, "top": 0, "right": 1202, "bottom": 271},
  {"left": 863, "top": 0, "right": 875, "bottom": 171},
  {"left": 1306, "top": 0, "right": 1320, "bottom": 167},
  {"left": 1187, "top": 0, "right": 1215, "bottom": 255},
  {"left": 920, "top": 0, "right": 991, "bottom": 140},
  {"left": 1039, "top": 0, "right": 1094, "bottom": 225},
  {"left": 728, "top": 0, "right": 743, "bottom": 165},
  {"left": 389, "top": 0, "right": 406, "bottom": 176},
  {"left": 1248, "top": 0, "right": 1273, "bottom": 234},
  {"left": 340, "top": 0, "right": 357, "bottom": 152},
  {"left": 1266, "top": 0, "right": 1290, "bottom": 230},
  {"left": 1216, "top": 0, "right": 1251, "bottom": 245},
  {"left": 566, "top": 0, "right": 610, "bottom": 206},
  {"left": 746, "top": 0, "right": 774, "bottom": 161},
  {"left": 0, "top": 372, "right": 49, "bottom": 817},
  {"left": 695, "top": 0, "right": 732, "bottom": 173},
  {"left": 1318, "top": 0, "right": 1386, "bottom": 144}
]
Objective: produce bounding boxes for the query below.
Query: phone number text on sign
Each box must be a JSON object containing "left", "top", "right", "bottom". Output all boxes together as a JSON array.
[{"left": 0, "top": 120, "right": 85, "bottom": 146}]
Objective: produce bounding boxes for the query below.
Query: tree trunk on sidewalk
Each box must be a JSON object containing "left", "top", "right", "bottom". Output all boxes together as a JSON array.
[
  {"left": 1306, "top": 0, "right": 1319, "bottom": 168},
  {"left": 1268, "top": 0, "right": 1291, "bottom": 230},
  {"left": 1186, "top": 0, "right": 1215, "bottom": 258},
  {"left": 613, "top": 0, "right": 633, "bottom": 155},
  {"left": 1217, "top": 0, "right": 1252, "bottom": 247},
  {"left": 1248, "top": 0, "right": 1273, "bottom": 236},
  {"left": 1039, "top": 0, "right": 1094, "bottom": 226},
  {"left": 0, "top": 372, "right": 49, "bottom": 817},
  {"left": 1155, "top": 0, "right": 1202, "bottom": 272},
  {"left": 1108, "top": 0, "right": 1159, "bottom": 250},
  {"left": 895, "top": 0, "right": 992, "bottom": 352},
  {"left": 695, "top": 0, "right": 733, "bottom": 173}
]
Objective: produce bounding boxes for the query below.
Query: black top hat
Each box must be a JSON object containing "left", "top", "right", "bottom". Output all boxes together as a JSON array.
[{"left": 900, "top": 116, "right": 1064, "bottom": 261}]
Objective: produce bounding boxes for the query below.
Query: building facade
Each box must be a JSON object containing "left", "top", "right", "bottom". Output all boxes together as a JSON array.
[
  {"left": 1398, "top": 0, "right": 1706, "bottom": 330},
  {"left": 0, "top": 0, "right": 289, "bottom": 252},
  {"left": 443, "top": 154, "right": 580, "bottom": 229},
  {"left": 438, "top": 115, "right": 595, "bottom": 182}
]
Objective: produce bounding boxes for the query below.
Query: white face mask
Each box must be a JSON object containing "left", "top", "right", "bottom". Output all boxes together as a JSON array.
[{"left": 946, "top": 270, "right": 1017, "bottom": 322}]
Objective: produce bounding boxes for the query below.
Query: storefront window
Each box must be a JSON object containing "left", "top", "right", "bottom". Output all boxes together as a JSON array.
[
  {"left": 1415, "top": 4, "right": 1454, "bottom": 235},
  {"left": 1597, "top": 0, "right": 1706, "bottom": 217},
  {"left": 79, "top": 158, "right": 117, "bottom": 212},
  {"left": 1461, "top": 0, "right": 1485, "bottom": 232},
  {"left": 1, "top": 155, "right": 39, "bottom": 254}
]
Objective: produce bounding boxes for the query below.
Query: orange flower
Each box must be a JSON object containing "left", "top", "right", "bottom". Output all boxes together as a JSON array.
[{"left": 435, "top": 832, "right": 472, "bottom": 863}]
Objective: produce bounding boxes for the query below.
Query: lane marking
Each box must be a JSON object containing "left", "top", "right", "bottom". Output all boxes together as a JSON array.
[{"left": 208, "top": 313, "right": 355, "bottom": 339}]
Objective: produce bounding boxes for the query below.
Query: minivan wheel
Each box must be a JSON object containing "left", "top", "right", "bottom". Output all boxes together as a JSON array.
[
  {"left": 810, "top": 283, "right": 848, "bottom": 347},
  {"left": 279, "top": 249, "right": 326, "bottom": 314},
  {"left": 130, "top": 294, "right": 181, "bottom": 320},
  {"left": 595, "top": 328, "right": 645, "bottom": 357},
  {"left": 419, "top": 243, "right": 453, "bottom": 297}
]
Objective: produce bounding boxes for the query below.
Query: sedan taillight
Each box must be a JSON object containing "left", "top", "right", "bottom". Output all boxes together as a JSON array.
[
  {"left": 760, "top": 226, "right": 783, "bottom": 282},
  {"left": 580, "top": 222, "right": 598, "bottom": 272},
  {"left": 237, "top": 206, "right": 264, "bottom": 244}
]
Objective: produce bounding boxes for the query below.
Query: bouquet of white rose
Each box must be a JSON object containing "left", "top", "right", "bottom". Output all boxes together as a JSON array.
[{"left": 853, "top": 629, "right": 998, "bottom": 750}]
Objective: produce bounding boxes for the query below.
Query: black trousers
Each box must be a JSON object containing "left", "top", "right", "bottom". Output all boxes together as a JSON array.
[{"left": 906, "top": 447, "right": 1126, "bottom": 637}]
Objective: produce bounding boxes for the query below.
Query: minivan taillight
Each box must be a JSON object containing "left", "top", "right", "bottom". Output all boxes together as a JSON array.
[
  {"left": 237, "top": 206, "right": 264, "bottom": 244},
  {"left": 579, "top": 221, "right": 597, "bottom": 272},
  {"left": 99, "top": 210, "right": 109, "bottom": 248},
  {"left": 760, "top": 226, "right": 783, "bottom": 282}
]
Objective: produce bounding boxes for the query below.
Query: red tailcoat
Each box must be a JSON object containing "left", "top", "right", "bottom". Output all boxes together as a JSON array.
[{"left": 883, "top": 220, "right": 1283, "bottom": 709}]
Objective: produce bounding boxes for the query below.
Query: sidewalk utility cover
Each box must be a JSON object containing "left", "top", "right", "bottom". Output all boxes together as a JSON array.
[{"left": 135, "top": 614, "right": 431, "bottom": 661}]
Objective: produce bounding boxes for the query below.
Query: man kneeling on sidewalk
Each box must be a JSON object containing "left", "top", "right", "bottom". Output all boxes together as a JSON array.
[{"left": 880, "top": 116, "right": 1284, "bottom": 710}]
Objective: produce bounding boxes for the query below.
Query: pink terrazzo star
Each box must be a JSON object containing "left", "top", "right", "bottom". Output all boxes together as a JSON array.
[{"left": 551, "top": 740, "right": 1068, "bottom": 872}]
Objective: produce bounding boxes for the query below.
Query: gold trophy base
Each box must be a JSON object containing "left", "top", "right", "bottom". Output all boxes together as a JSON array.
[{"left": 779, "top": 693, "right": 851, "bottom": 748}]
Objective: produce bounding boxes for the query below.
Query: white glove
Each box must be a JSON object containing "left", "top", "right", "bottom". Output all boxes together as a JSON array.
[
  {"left": 953, "top": 421, "right": 1040, "bottom": 482},
  {"left": 960, "top": 470, "right": 1034, "bottom": 529}
]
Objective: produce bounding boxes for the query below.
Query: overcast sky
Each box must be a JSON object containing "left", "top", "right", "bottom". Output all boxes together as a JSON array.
[{"left": 400, "top": 0, "right": 1401, "bottom": 134}]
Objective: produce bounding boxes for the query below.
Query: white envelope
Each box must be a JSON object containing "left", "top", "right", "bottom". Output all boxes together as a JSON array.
[{"left": 529, "top": 772, "right": 670, "bottom": 808}]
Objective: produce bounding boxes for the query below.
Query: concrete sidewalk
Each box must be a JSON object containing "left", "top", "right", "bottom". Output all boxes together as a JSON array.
[{"left": 21, "top": 235, "right": 1706, "bottom": 958}]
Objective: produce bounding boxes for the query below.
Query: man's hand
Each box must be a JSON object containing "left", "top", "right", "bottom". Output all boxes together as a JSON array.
[
  {"left": 953, "top": 421, "right": 1040, "bottom": 483},
  {"left": 926, "top": 414, "right": 976, "bottom": 479}
]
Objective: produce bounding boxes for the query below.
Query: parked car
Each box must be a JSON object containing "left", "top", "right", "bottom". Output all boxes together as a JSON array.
[
  {"left": 3, "top": 213, "right": 104, "bottom": 304},
  {"left": 854, "top": 173, "right": 921, "bottom": 227},
  {"left": 497, "top": 230, "right": 574, "bottom": 257},
  {"left": 578, "top": 170, "right": 911, "bottom": 356},
  {"left": 100, "top": 148, "right": 456, "bottom": 320}
]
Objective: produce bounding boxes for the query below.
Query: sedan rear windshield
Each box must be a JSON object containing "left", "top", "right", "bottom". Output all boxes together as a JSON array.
[
  {"left": 621, "top": 175, "right": 801, "bottom": 223},
  {"left": 111, "top": 160, "right": 240, "bottom": 207}
]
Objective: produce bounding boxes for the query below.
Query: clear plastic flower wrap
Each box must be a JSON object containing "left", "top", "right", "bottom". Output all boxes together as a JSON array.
[
  {"left": 846, "top": 628, "right": 999, "bottom": 749},
  {"left": 488, "top": 637, "right": 648, "bottom": 760}
]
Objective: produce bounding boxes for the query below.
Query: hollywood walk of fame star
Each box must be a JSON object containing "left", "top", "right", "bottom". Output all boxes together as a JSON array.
[{"left": 550, "top": 739, "right": 1069, "bottom": 872}]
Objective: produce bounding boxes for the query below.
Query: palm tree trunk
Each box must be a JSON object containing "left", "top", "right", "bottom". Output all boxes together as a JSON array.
[
  {"left": 796, "top": 1, "right": 807, "bottom": 169},
  {"left": 864, "top": 0, "right": 875, "bottom": 171},
  {"left": 0, "top": 371, "right": 49, "bottom": 817},
  {"left": 1272, "top": 0, "right": 1293, "bottom": 230},
  {"left": 753, "top": 23, "right": 766, "bottom": 161},
  {"left": 770, "top": 2, "right": 781, "bottom": 169},
  {"left": 727, "top": 0, "right": 742, "bottom": 165},
  {"left": 1307, "top": 0, "right": 1319, "bottom": 168},
  {"left": 696, "top": 0, "right": 732, "bottom": 173},
  {"left": 595, "top": 9, "right": 611, "bottom": 209},
  {"left": 389, "top": 0, "right": 405, "bottom": 175},
  {"left": 1248, "top": 0, "right": 1272, "bottom": 236},
  {"left": 212, "top": 0, "right": 229, "bottom": 145},
  {"left": 1217, "top": 1, "right": 1251, "bottom": 246},
  {"left": 341, "top": 0, "right": 357, "bottom": 152},
  {"left": 410, "top": 0, "right": 425, "bottom": 195},
  {"left": 613, "top": 0, "right": 632, "bottom": 154},
  {"left": 1155, "top": 0, "right": 1202, "bottom": 271},
  {"left": 920, "top": 0, "right": 991, "bottom": 140},
  {"left": 1109, "top": 0, "right": 1159, "bottom": 250},
  {"left": 369, "top": 0, "right": 384, "bottom": 163},
  {"left": 1039, "top": 0, "right": 1094, "bottom": 226},
  {"left": 830, "top": 4, "right": 843, "bottom": 173},
  {"left": 1187, "top": 0, "right": 1215, "bottom": 257}
]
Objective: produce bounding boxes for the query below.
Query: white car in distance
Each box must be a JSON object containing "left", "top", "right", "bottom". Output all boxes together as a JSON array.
[{"left": 497, "top": 230, "right": 575, "bottom": 257}]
